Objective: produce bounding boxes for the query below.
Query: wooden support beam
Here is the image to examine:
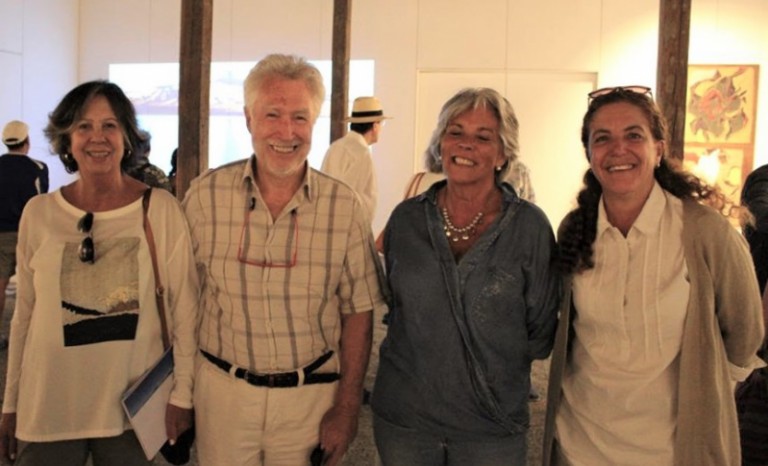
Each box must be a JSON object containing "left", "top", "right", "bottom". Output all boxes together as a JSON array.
[
  {"left": 330, "top": 0, "right": 352, "bottom": 143},
  {"left": 656, "top": 0, "right": 691, "bottom": 161},
  {"left": 177, "top": 0, "right": 213, "bottom": 199}
]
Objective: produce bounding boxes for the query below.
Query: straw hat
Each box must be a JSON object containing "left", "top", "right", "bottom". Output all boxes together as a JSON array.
[
  {"left": 2, "top": 120, "right": 29, "bottom": 145},
  {"left": 345, "top": 96, "right": 392, "bottom": 123}
]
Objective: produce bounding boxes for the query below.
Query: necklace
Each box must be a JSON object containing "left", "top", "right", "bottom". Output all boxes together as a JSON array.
[{"left": 441, "top": 206, "right": 483, "bottom": 242}]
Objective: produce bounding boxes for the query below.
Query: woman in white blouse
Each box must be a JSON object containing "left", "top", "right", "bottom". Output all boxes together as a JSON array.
[
  {"left": 542, "top": 86, "right": 765, "bottom": 466},
  {"left": 0, "top": 81, "right": 198, "bottom": 466}
]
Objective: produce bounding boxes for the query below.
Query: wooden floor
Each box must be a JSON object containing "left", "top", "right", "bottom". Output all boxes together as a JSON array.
[{"left": 0, "top": 291, "right": 549, "bottom": 466}]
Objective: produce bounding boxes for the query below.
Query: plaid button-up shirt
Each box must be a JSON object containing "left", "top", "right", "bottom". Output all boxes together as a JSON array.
[{"left": 183, "top": 156, "right": 385, "bottom": 373}]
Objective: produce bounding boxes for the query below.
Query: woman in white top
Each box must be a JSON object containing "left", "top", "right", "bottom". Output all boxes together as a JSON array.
[
  {"left": 543, "top": 86, "right": 765, "bottom": 466},
  {"left": 0, "top": 81, "right": 198, "bottom": 466}
]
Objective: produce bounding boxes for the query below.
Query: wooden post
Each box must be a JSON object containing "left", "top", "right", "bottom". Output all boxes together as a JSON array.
[
  {"left": 330, "top": 0, "right": 352, "bottom": 143},
  {"left": 177, "top": 0, "right": 213, "bottom": 199},
  {"left": 656, "top": 0, "right": 691, "bottom": 161}
]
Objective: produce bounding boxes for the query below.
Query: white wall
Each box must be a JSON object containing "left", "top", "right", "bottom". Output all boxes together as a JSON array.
[
  {"left": 71, "top": 0, "right": 628, "bottom": 231},
  {"left": 0, "top": 0, "right": 79, "bottom": 188},
  {"left": 0, "top": 0, "right": 24, "bottom": 126},
  {"left": 5, "top": 0, "right": 768, "bottom": 232}
]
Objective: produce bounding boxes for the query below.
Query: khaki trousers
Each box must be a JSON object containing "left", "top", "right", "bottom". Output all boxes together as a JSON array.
[{"left": 194, "top": 355, "right": 337, "bottom": 466}]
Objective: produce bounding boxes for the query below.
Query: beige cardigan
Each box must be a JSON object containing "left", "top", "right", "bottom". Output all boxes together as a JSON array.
[{"left": 543, "top": 200, "right": 766, "bottom": 466}]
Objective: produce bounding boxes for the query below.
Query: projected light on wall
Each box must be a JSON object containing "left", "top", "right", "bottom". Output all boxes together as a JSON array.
[{"left": 110, "top": 60, "right": 375, "bottom": 174}]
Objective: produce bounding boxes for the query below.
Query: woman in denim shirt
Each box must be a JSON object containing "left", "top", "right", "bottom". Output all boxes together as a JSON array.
[{"left": 371, "top": 88, "right": 561, "bottom": 466}]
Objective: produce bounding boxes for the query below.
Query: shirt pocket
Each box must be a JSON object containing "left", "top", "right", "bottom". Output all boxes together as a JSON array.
[{"left": 466, "top": 266, "right": 526, "bottom": 331}]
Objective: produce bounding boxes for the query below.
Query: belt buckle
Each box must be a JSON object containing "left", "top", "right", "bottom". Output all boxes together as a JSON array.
[{"left": 267, "top": 374, "right": 277, "bottom": 388}]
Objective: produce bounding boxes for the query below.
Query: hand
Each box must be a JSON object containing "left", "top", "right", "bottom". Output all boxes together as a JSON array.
[
  {"left": 318, "top": 404, "right": 359, "bottom": 466},
  {"left": 165, "top": 404, "right": 193, "bottom": 445},
  {"left": 0, "top": 413, "right": 17, "bottom": 462}
]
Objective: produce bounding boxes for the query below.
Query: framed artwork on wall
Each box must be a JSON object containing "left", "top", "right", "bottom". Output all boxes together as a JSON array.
[
  {"left": 682, "top": 144, "right": 747, "bottom": 201},
  {"left": 683, "top": 64, "right": 760, "bottom": 207}
]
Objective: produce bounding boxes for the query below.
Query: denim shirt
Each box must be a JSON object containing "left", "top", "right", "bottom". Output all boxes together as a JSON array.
[{"left": 372, "top": 181, "right": 561, "bottom": 440}]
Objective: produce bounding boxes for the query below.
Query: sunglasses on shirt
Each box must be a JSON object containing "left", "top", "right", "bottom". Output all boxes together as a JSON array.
[{"left": 77, "top": 212, "right": 95, "bottom": 264}]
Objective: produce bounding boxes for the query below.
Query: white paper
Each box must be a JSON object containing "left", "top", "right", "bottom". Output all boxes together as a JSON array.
[{"left": 121, "top": 348, "right": 174, "bottom": 460}]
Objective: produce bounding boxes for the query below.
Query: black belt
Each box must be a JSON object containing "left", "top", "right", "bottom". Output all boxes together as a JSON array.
[{"left": 201, "top": 350, "right": 340, "bottom": 388}]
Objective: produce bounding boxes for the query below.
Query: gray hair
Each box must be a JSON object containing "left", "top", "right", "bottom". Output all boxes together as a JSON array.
[
  {"left": 424, "top": 87, "right": 519, "bottom": 180},
  {"left": 243, "top": 54, "right": 325, "bottom": 120}
]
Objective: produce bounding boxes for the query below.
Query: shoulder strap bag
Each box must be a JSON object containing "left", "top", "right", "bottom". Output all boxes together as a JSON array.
[{"left": 141, "top": 188, "right": 196, "bottom": 465}]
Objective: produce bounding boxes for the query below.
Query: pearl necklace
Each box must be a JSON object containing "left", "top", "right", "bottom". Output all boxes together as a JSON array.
[{"left": 441, "top": 206, "right": 484, "bottom": 242}]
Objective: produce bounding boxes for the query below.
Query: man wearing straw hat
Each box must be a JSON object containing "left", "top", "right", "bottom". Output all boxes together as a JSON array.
[
  {"left": 0, "top": 120, "right": 48, "bottom": 350},
  {"left": 322, "top": 96, "right": 391, "bottom": 224}
]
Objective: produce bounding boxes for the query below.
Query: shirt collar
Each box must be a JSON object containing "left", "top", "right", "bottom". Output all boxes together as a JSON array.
[
  {"left": 423, "top": 179, "right": 446, "bottom": 205},
  {"left": 242, "top": 154, "right": 313, "bottom": 205},
  {"left": 632, "top": 182, "right": 666, "bottom": 235},
  {"left": 597, "top": 181, "right": 666, "bottom": 236}
]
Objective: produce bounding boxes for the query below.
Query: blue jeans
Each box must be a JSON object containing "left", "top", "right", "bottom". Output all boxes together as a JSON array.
[{"left": 374, "top": 413, "right": 527, "bottom": 466}]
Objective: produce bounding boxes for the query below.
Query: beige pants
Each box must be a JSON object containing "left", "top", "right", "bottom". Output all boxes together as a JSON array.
[{"left": 194, "top": 355, "right": 337, "bottom": 466}]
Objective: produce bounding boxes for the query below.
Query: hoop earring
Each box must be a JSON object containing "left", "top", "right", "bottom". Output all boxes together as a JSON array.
[{"left": 495, "top": 166, "right": 502, "bottom": 172}]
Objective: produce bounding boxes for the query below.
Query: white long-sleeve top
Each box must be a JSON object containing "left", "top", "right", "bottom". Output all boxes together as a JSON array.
[{"left": 2, "top": 188, "right": 198, "bottom": 442}]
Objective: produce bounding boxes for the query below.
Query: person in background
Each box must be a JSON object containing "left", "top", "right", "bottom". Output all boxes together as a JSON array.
[
  {"left": 321, "top": 96, "right": 391, "bottom": 224},
  {"left": 741, "top": 163, "right": 768, "bottom": 291},
  {"left": 321, "top": 96, "right": 391, "bottom": 407},
  {"left": 372, "top": 87, "right": 560, "bottom": 465},
  {"left": 183, "top": 53, "right": 386, "bottom": 466},
  {"left": 0, "top": 80, "right": 198, "bottom": 465},
  {"left": 736, "top": 163, "right": 768, "bottom": 465},
  {"left": 505, "top": 159, "right": 536, "bottom": 203},
  {"left": 0, "top": 120, "right": 49, "bottom": 350},
  {"left": 126, "top": 130, "right": 173, "bottom": 192},
  {"left": 543, "top": 86, "right": 766, "bottom": 466}
]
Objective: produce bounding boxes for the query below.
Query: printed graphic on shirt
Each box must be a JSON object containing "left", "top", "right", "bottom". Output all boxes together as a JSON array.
[{"left": 60, "top": 237, "right": 141, "bottom": 346}]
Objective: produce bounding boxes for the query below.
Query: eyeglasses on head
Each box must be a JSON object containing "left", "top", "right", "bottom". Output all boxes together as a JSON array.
[{"left": 588, "top": 85, "right": 653, "bottom": 103}]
